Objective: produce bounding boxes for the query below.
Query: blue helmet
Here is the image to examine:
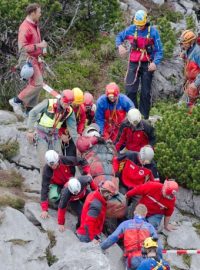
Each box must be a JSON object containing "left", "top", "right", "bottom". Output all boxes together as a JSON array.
[{"left": 20, "top": 62, "right": 34, "bottom": 80}]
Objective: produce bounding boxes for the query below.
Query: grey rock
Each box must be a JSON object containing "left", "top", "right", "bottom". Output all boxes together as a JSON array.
[
  {"left": 0, "top": 110, "right": 18, "bottom": 125},
  {"left": 176, "top": 187, "right": 194, "bottom": 215},
  {"left": 167, "top": 222, "right": 200, "bottom": 249},
  {"left": 193, "top": 194, "right": 200, "bottom": 217},
  {"left": 119, "top": 1, "right": 128, "bottom": 11},
  {"left": 0, "top": 207, "right": 49, "bottom": 270},
  {"left": 19, "top": 167, "right": 41, "bottom": 193},
  {"left": 151, "top": 0, "right": 164, "bottom": 5},
  {"left": 191, "top": 255, "right": 200, "bottom": 270},
  {"left": 124, "top": 0, "right": 146, "bottom": 11}
]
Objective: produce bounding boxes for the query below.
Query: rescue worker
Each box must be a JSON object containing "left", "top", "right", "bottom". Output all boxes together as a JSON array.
[
  {"left": 59, "top": 87, "right": 86, "bottom": 156},
  {"left": 137, "top": 237, "right": 170, "bottom": 270},
  {"left": 95, "top": 82, "right": 134, "bottom": 142},
  {"left": 126, "top": 180, "right": 179, "bottom": 231},
  {"left": 9, "top": 3, "right": 47, "bottom": 117},
  {"left": 117, "top": 146, "right": 159, "bottom": 195},
  {"left": 58, "top": 176, "right": 97, "bottom": 232},
  {"left": 84, "top": 92, "right": 96, "bottom": 126},
  {"left": 116, "top": 10, "right": 163, "bottom": 119},
  {"left": 100, "top": 204, "right": 160, "bottom": 270},
  {"left": 76, "top": 181, "right": 117, "bottom": 242},
  {"left": 26, "top": 89, "right": 77, "bottom": 170},
  {"left": 115, "top": 108, "right": 155, "bottom": 152},
  {"left": 40, "top": 150, "right": 90, "bottom": 220},
  {"left": 179, "top": 30, "right": 200, "bottom": 108}
]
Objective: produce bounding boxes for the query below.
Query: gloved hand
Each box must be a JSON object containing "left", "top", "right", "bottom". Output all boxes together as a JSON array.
[{"left": 97, "top": 137, "right": 106, "bottom": 144}]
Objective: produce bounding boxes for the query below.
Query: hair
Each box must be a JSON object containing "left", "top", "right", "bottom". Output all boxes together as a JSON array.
[
  {"left": 134, "top": 204, "right": 148, "bottom": 217},
  {"left": 26, "top": 3, "right": 41, "bottom": 15}
]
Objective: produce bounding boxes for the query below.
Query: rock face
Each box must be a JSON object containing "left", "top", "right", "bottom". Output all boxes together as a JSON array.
[{"left": 0, "top": 207, "right": 50, "bottom": 270}]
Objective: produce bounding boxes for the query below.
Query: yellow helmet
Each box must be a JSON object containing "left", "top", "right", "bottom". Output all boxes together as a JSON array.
[
  {"left": 143, "top": 237, "right": 158, "bottom": 249},
  {"left": 134, "top": 10, "right": 147, "bottom": 26},
  {"left": 180, "top": 30, "right": 197, "bottom": 44},
  {"left": 72, "top": 87, "right": 84, "bottom": 105}
]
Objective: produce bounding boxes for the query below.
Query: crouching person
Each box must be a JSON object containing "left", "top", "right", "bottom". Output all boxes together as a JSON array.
[
  {"left": 58, "top": 176, "right": 97, "bottom": 232},
  {"left": 100, "top": 204, "right": 161, "bottom": 270},
  {"left": 76, "top": 181, "right": 117, "bottom": 242},
  {"left": 137, "top": 237, "right": 170, "bottom": 270},
  {"left": 40, "top": 150, "right": 90, "bottom": 219}
]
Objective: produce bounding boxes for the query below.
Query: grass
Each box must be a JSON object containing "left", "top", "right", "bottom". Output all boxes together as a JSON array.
[
  {"left": 0, "top": 139, "right": 19, "bottom": 159},
  {"left": 182, "top": 254, "right": 191, "bottom": 268},
  {"left": 0, "top": 170, "right": 24, "bottom": 188},
  {"left": 0, "top": 195, "right": 25, "bottom": 210},
  {"left": 46, "top": 230, "right": 58, "bottom": 266},
  {"left": 193, "top": 222, "right": 200, "bottom": 236},
  {"left": 8, "top": 239, "right": 30, "bottom": 245}
]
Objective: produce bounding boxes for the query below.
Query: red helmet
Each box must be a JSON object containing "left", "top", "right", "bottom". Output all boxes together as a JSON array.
[
  {"left": 61, "top": 89, "right": 74, "bottom": 104},
  {"left": 84, "top": 92, "right": 94, "bottom": 107},
  {"left": 163, "top": 180, "right": 179, "bottom": 197},
  {"left": 101, "top": 181, "right": 117, "bottom": 195},
  {"left": 105, "top": 82, "right": 120, "bottom": 97}
]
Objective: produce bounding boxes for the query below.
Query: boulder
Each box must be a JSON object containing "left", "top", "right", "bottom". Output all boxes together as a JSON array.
[
  {"left": 151, "top": 0, "right": 164, "bottom": 5},
  {"left": 0, "top": 207, "right": 50, "bottom": 270},
  {"left": 0, "top": 110, "right": 18, "bottom": 125}
]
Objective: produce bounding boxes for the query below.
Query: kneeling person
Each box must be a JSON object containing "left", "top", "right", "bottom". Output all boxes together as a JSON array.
[{"left": 58, "top": 176, "right": 97, "bottom": 232}]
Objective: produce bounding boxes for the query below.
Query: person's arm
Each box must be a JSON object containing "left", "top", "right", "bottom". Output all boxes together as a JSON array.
[
  {"left": 143, "top": 121, "right": 156, "bottom": 146},
  {"left": 57, "top": 188, "right": 71, "bottom": 225},
  {"left": 100, "top": 222, "right": 125, "bottom": 250},
  {"left": 27, "top": 99, "right": 48, "bottom": 131},
  {"left": 77, "top": 106, "right": 86, "bottom": 135},
  {"left": 115, "top": 128, "right": 127, "bottom": 152},
  {"left": 115, "top": 25, "right": 134, "bottom": 47},
  {"left": 126, "top": 183, "right": 150, "bottom": 198},
  {"left": 40, "top": 165, "right": 53, "bottom": 211},
  {"left": 95, "top": 97, "right": 106, "bottom": 134},
  {"left": 121, "top": 95, "right": 135, "bottom": 111},
  {"left": 151, "top": 27, "right": 163, "bottom": 65},
  {"left": 66, "top": 111, "right": 78, "bottom": 144},
  {"left": 193, "top": 53, "right": 200, "bottom": 88}
]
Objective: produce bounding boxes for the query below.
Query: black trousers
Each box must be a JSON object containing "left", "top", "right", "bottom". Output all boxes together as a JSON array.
[{"left": 125, "top": 61, "right": 154, "bottom": 119}]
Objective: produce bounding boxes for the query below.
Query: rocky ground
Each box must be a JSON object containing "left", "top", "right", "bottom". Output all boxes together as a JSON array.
[{"left": 0, "top": 110, "right": 200, "bottom": 270}]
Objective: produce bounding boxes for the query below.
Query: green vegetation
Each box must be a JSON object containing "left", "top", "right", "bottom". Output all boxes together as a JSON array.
[
  {"left": 0, "top": 195, "right": 25, "bottom": 209},
  {"left": 0, "top": 139, "right": 19, "bottom": 159},
  {"left": 0, "top": 170, "right": 24, "bottom": 188},
  {"left": 182, "top": 254, "right": 191, "bottom": 268},
  {"left": 154, "top": 104, "right": 200, "bottom": 192},
  {"left": 46, "top": 230, "right": 58, "bottom": 266},
  {"left": 186, "top": 15, "right": 196, "bottom": 31},
  {"left": 193, "top": 222, "right": 200, "bottom": 236}
]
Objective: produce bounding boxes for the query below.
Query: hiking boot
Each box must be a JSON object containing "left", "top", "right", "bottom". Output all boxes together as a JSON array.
[{"left": 9, "top": 98, "right": 24, "bottom": 117}]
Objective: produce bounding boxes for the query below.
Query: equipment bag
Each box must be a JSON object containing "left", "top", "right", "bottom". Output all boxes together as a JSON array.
[{"left": 106, "top": 192, "right": 127, "bottom": 218}]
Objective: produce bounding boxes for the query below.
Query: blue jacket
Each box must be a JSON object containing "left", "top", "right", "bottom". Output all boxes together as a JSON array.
[
  {"left": 95, "top": 94, "right": 134, "bottom": 134},
  {"left": 100, "top": 215, "right": 157, "bottom": 251},
  {"left": 137, "top": 258, "right": 170, "bottom": 270},
  {"left": 116, "top": 25, "right": 163, "bottom": 65}
]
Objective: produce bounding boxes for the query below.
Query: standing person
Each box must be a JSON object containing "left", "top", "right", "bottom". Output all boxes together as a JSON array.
[
  {"left": 137, "top": 237, "right": 170, "bottom": 270},
  {"left": 76, "top": 181, "right": 117, "bottom": 242},
  {"left": 26, "top": 89, "right": 78, "bottom": 170},
  {"left": 126, "top": 180, "right": 179, "bottom": 231},
  {"left": 116, "top": 10, "right": 163, "bottom": 119},
  {"left": 100, "top": 204, "right": 160, "bottom": 270},
  {"left": 115, "top": 108, "right": 155, "bottom": 152},
  {"left": 84, "top": 92, "right": 96, "bottom": 126},
  {"left": 9, "top": 3, "right": 47, "bottom": 117},
  {"left": 58, "top": 176, "right": 97, "bottom": 232},
  {"left": 179, "top": 30, "right": 200, "bottom": 108},
  {"left": 95, "top": 82, "right": 134, "bottom": 142},
  {"left": 40, "top": 150, "right": 90, "bottom": 220}
]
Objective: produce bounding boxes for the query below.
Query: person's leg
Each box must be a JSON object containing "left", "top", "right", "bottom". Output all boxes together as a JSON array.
[
  {"left": 76, "top": 233, "right": 91, "bottom": 243},
  {"left": 18, "top": 60, "right": 43, "bottom": 108},
  {"left": 36, "top": 135, "right": 49, "bottom": 174},
  {"left": 146, "top": 214, "right": 163, "bottom": 230},
  {"left": 125, "top": 62, "right": 140, "bottom": 108},
  {"left": 139, "top": 63, "right": 154, "bottom": 119},
  {"left": 69, "top": 200, "right": 83, "bottom": 228},
  {"left": 53, "top": 137, "right": 62, "bottom": 155}
]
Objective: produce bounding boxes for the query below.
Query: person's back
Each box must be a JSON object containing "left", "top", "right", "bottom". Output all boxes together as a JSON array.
[{"left": 137, "top": 257, "right": 170, "bottom": 270}]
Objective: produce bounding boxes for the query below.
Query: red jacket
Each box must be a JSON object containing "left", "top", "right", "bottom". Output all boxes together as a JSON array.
[
  {"left": 18, "top": 19, "right": 42, "bottom": 58},
  {"left": 76, "top": 190, "right": 107, "bottom": 240},
  {"left": 73, "top": 105, "right": 86, "bottom": 135},
  {"left": 126, "top": 182, "right": 175, "bottom": 217}
]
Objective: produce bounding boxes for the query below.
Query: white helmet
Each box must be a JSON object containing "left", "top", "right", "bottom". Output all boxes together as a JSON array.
[
  {"left": 20, "top": 62, "right": 34, "bottom": 80},
  {"left": 83, "top": 123, "right": 100, "bottom": 137},
  {"left": 139, "top": 145, "right": 154, "bottom": 164},
  {"left": 127, "top": 108, "right": 142, "bottom": 125},
  {"left": 45, "top": 150, "right": 59, "bottom": 166},
  {"left": 68, "top": 178, "right": 81, "bottom": 195}
]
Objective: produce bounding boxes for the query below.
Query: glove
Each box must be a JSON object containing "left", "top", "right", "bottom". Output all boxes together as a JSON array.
[{"left": 97, "top": 137, "right": 106, "bottom": 144}]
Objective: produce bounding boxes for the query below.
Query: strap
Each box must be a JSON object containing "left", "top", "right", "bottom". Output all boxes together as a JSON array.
[
  {"left": 147, "top": 195, "right": 167, "bottom": 209},
  {"left": 152, "top": 259, "right": 167, "bottom": 270}
]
